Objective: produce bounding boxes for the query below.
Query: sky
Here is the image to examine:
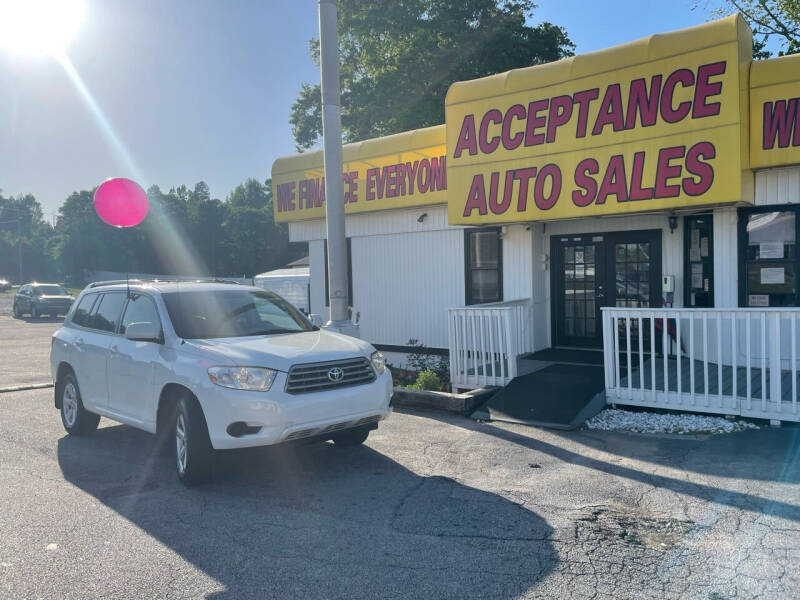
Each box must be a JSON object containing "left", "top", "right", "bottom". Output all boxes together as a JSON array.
[{"left": 0, "top": 0, "right": 771, "bottom": 219}]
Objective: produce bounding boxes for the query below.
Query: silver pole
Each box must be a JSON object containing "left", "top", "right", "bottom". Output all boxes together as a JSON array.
[{"left": 319, "top": 0, "right": 357, "bottom": 336}]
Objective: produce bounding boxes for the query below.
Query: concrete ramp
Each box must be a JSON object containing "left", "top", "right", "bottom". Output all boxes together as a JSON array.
[{"left": 471, "top": 363, "right": 606, "bottom": 430}]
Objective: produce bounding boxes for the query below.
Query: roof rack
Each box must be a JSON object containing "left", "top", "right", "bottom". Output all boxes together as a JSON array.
[{"left": 85, "top": 278, "right": 243, "bottom": 289}]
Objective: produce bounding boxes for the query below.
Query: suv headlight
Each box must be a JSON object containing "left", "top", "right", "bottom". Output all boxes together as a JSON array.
[
  {"left": 370, "top": 351, "right": 386, "bottom": 375},
  {"left": 207, "top": 366, "right": 277, "bottom": 391}
]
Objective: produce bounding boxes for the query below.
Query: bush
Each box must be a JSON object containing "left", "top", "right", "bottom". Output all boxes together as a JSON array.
[
  {"left": 406, "top": 339, "right": 450, "bottom": 391},
  {"left": 410, "top": 370, "right": 442, "bottom": 391}
]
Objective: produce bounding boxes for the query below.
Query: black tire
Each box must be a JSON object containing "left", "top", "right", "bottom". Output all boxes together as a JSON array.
[
  {"left": 175, "top": 395, "right": 213, "bottom": 486},
  {"left": 58, "top": 373, "right": 100, "bottom": 435},
  {"left": 31, "top": 304, "right": 39, "bottom": 318},
  {"left": 331, "top": 426, "right": 371, "bottom": 448},
  {"left": 12, "top": 302, "right": 20, "bottom": 318}
]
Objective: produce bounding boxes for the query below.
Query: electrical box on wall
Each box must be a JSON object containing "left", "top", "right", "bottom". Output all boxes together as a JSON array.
[{"left": 662, "top": 275, "right": 675, "bottom": 293}]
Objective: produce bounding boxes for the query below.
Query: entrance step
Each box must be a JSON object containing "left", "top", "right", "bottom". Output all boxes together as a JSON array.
[
  {"left": 521, "top": 347, "right": 604, "bottom": 366},
  {"left": 472, "top": 362, "right": 606, "bottom": 430}
]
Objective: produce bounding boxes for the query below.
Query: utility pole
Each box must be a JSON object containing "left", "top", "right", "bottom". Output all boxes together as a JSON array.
[
  {"left": 17, "top": 219, "right": 22, "bottom": 283},
  {"left": 318, "top": 0, "right": 358, "bottom": 336}
]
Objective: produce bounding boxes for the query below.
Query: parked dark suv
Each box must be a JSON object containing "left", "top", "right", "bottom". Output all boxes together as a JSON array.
[
  {"left": 0, "top": 278, "right": 11, "bottom": 292},
  {"left": 13, "top": 283, "right": 75, "bottom": 318}
]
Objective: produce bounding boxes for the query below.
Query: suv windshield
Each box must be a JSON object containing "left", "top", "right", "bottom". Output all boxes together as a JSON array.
[
  {"left": 33, "top": 285, "right": 67, "bottom": 296},
  {"left": 162, "top": 289, "right": 315, "bottom": 339}
]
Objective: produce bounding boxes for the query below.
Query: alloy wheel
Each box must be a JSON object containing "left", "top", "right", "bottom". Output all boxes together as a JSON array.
[
  {"left": 176, "top": 413, "right": 187, "bottom": 475},
  {"left": 62, "top": 382, "right": 78, "bottom": 428}
]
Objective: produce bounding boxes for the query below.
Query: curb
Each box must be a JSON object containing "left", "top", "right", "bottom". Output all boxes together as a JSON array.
[
  {"left": 0, "top": 382, "right": 54, "bottom": 394},
  {"left": 391, "top": 386, "right": 497, "bottom": 416}
]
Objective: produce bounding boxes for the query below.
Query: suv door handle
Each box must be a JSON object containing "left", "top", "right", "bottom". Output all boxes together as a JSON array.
[
  {"left": 110, "top": 345, "right": 119, "bottom": 354},
  {"left": 75, "top": 338, "right": 84, "bottom": 346}
]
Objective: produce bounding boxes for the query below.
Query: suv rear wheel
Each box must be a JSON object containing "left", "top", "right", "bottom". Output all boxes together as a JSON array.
[
  {"left": 59, "top": 373, "right": 100, "bottom": 435},
  {"left": 175, "top": 396, "right": 213, "bottom": 486}
]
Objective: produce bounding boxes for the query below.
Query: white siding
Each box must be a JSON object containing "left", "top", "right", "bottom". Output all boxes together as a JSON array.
[
  {"left": 502, "top": 224, "right": 533, "bottom": 301},
  {"left": 755, "top": 166, "right": 800, "bottom": 206},
  {"left": 289, "top": 204, "right": 454, "bottom": 242},
  {"left": 351, "top": 229, "right": 464, "bottom": 349},
  {"left": 712, "top": 207, "right": 739, "bottom": 308},
  {"left": 296, "top": 208, "right": 540, "bottom": 352},
  {"left": 531, "top": 223, "right": 548, "bottom": 351}
]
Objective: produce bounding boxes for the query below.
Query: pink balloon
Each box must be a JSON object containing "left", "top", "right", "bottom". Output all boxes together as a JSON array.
[{"left": 93, "top": 178, "right": 149, "bottom": 228}]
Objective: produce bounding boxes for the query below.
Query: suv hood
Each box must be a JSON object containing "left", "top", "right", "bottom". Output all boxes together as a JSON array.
[{"left": 185, "top": 329, "right": 374, "bottom": 372}]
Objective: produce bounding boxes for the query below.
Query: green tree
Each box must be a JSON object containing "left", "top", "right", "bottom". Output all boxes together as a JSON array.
[
  {"left": 187, "top": 181, "right": 226, "bottom": 276},
  {"left": 51, "top": 190, "right": 133, "bottom": 284},
  {"left": 710, "top": 0, "right": 799, "bottom": 57},
  {"left": 290, "top": 0, "right": 574, "bottom": 150},
  {"left": 48, "top": 178, "right": 303, "bottom": 284},
  {"left": 220, "top": 178, "right": 295, "bottom": 277},
  {"left": 0, "top": 192, "right": 57, "bottom": 283}
]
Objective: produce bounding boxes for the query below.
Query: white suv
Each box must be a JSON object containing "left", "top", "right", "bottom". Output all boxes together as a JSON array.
[{"left": 50, "top": 280, "right": 392, "bottom": 485}]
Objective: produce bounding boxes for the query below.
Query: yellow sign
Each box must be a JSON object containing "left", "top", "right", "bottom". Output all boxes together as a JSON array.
[
  {"left": 445, "top": 15, "right": 754, "bottom": 225},
  {"left": 272, "top": 125, "right": 446, "bottom": 222},
  {"left": 750, "top": 53, "right": 800, "bottom": 169}
]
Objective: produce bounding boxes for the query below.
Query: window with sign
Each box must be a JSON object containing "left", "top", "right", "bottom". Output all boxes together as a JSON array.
[
  {"left": 738, "top": 207, "right": 799, "bottom": 307},
  {"left": 684, "top": 215, "right": 714, "bottom": 307},
  {"left": 465, "top": 228, "right": 503, "bottom": 305}
]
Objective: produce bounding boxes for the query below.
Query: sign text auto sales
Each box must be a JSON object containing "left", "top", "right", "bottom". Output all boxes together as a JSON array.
[{"left": 453, "top": 62, "right": 726, "bottom": 218}]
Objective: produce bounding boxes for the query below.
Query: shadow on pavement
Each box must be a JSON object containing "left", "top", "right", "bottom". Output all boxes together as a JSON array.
[
  {"left": 414, "top": 409, "right": 800, "bottom": 523},
  {"left": 57, "top": 424, "right": 556, "bottom": 599}
]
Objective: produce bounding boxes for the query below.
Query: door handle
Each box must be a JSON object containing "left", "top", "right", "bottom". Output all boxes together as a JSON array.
[
  {"left": 110, "top": 345, "right": 119, "bottom": 354},
  {"left": 75, "top": 338, "right": 84, "bottom": 346}
]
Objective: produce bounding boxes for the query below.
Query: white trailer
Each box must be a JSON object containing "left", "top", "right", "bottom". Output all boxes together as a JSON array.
[{"left": 253, "top": 267, "right": 310, "bottom": 313}]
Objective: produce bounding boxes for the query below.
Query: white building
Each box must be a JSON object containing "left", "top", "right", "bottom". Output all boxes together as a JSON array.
[{"left": 273, "top": 16, "right": 800, "bottom": 424}]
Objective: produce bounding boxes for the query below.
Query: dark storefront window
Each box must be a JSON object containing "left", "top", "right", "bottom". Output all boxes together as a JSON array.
[
  {"left": 739, "top": 207, "right": 799, "bottom": 307},
  {"left": 684, "top": 215, "right": 714, "bottom": 307},
  {"left": 465, "top": 228, "right": 502, "bottom": 305},
  {"left": 614, "top": 242, "right": 652, "bottom": 308}
]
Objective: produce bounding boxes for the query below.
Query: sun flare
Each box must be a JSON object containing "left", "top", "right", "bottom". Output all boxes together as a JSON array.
[{"left": 0, "top": 0, "right": 84, "bottom": 56}]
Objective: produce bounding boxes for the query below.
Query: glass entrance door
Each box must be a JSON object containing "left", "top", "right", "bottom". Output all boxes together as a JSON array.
[
  {"left": 552, "top": 237, "right": 605, "bottom": 347},
  {"left": 552, "top": 230, "right": 662, "bottom": 348}
]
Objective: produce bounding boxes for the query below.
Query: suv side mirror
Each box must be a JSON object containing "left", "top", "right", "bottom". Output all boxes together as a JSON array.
[
  {"left": 125, "top": 321, "right": 161, "bottom": 343},
  {"left": 308, "top": 313, "right": 323, "bottom": 327}
]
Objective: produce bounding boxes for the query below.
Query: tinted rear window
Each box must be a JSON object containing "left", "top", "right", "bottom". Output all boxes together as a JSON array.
[
  {"left": 90, "top": 293, "right": 126, "bottom": 333},
  {"left": 71, "top": 294, "right": 97, "bottom": 327}
]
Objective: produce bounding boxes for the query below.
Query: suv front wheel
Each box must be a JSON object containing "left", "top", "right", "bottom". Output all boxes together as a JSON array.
[
  {"left": 175, "top": 396, "right": 213, "bottom": 486},
  {"left": 59, "top": 373, "right": 100, "bottom": 435}
]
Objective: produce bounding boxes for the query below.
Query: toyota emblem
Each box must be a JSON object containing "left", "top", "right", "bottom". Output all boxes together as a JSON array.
[{"left": 327, "top": 367, "right": 344, "bottom": 382}]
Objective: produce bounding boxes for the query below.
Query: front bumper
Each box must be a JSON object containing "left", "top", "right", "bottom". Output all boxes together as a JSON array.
[
  {"left": 36, "top": 301, "right": 72, "bottom": 314},
  {"left": 198, "top": 369, "right": 393, "bottom": 449}
]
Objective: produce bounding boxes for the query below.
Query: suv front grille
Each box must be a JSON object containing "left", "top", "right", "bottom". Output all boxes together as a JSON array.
[{"left": 285, "top": 357, "right": 376, "bottom": 394}]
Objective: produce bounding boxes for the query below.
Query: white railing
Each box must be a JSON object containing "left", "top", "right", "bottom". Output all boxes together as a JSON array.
[
  {"left": 448, "top": 299, "right": 533, "bottom": 390},
  {"left": 602, "top": 307, "right": 800, "bottom": 422}
]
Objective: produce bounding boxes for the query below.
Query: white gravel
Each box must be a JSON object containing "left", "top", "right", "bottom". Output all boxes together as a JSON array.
[{"left": 586, "top": 408, "right": 760, "bottom": 435}]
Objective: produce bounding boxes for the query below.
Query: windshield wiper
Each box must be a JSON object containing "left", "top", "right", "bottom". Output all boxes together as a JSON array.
[{"left": 248, "top": 328, "right": 302, "bottom": 336}]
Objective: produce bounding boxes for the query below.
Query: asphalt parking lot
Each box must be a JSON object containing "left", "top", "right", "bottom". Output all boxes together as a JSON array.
[
  {"left": 1, "top": 313, "right": 799, "bottom": 599},
  {"left": 0, "top": 290, "right": 63, "bottom": 388}
]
